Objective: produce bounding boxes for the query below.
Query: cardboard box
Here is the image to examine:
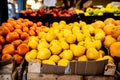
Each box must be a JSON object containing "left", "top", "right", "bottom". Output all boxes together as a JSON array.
[
  {"left": 104, "top": 62, "right": 116, "bottom": 76},
  {"left": 67, "top": 59, "right": 108, "bottom": 75},
  {"left": 28, "top": 59, "right": 108, "bottom": 75},
  {"left": 28, "top": 59, "right": 66, "bottom": 74}
]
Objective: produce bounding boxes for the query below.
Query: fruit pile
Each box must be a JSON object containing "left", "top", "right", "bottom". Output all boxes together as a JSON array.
[
  {"left": 77, "top": 3, "right": 120, "bottom": 16},
  {"left": 21, "top": 9, "right": 45, "bottom": 17},
  {"left": 21, "top": 8, "right": 76, "bottom": 17},
  {"left": 0, "top": 18, "right": 47, "bottom": 65},
  {"left": 102, "top": 18, "right": 120, "bottom": 58},
  {"left": 25, "top": 20, "right": 115, "bottom": 67}
]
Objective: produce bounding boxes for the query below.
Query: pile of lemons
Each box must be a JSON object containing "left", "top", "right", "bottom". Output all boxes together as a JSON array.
[{"left": 25, "top": 20, "right": 114, "bottom": 67}]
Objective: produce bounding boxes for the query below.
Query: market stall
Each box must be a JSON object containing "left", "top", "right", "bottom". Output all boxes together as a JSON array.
[{"left": 0, "top": 0, "right": 120, "bottom": 80}]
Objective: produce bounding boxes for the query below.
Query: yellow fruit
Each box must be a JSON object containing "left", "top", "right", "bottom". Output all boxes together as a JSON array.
[
  {"left": 58, "top": 59, "right": 69, "bottom": 66},
  {"left": 70, "top": 44, "right": 85, "bottom": 57},
  {"left": 42, "top": 60, "right": 56, "bottom": 65},
  {"left": 63, "top": 29, "right": 72, "bottom": 37},
  {"left": 98, "top": 50, "right": 105, "bottom": 58},
  {"left": 49, "top": 44, "right": 62, "bottom": 55},
  {"left": 95, "top": 33, "right": 105, "bottom": 41},
  {"left": 93, "top": 40, "right": 102, "bottom": 50},
  {"left": 84, "top": 41, "right": 96, "bottom": 49},
  {"left": 37, "top": 41, "right": 50, "bottom": 49},
  {"left": 50, "top": 40, "right": 60, "bottom": 46},
  {"left": 86, "top": 48, "right": 99, "bottom": 60},
  {"left": 61, "top": 50, "right": 73, "bottom": 61},
  {"left": 52, "top": 22, "right": 59, "bottom": 28},
  {"left": 88, "top": 25, "right": 95, "bottom": 34},
  {"left": 29, "top": 36, "right": 39, "bottom": 42},
  {"left": 25, "top": 49, "right": 38, "bottom": 62},
  {"left": 72, "top": 26, "right": 80, "bottom": 35},
  {"left": 78, "top": 41, "right": 85, "bottom": 46},
  {"left": 103, "top": 55, "right": 114, "bottom": 62},
  {"left": 103, "top": 35, "right": 116, "bottom": 48},
  {"left": 37, "top": 48, "right": 51, "bottom": 60},
  {"left": 65, "top": 34, "right": 76, "bottom": 44},
  {"left": 82, "top": 29, "right": 91, "bottom": 37},
  {"left": 45, "top": 32, "right": 56, "bottom": 42},
  {"left": 80, "top": 21, "right": 86, "bottom": 27},
  {"left": 28, "top": 40, "right": 38, "bottom": 49},
  {"left": 60, "top": 41, "right": 69, "bottom": 50},
  {"left": 56, "top": 32, "right": 64, "bottom": 39},
  {"left": 84, "top": 37, "right": 92, "bottom": 42},
  {"left": 78, "top": 55, "right": 88, "bottom": 61},
  {"left": 38, "top": 32, "right": 46, "bottom": 39},
  {"left": 96, "top": 58, "right": 104, "bottom": 61},
  {"left": 49, "top": 55, "right": 60, "bottom": 63},
  {"left": 60, "top": 20, "right": 66, "bottom": 25},
  {"left": 43, "top": 27, "right": 50, "bottom": 32},
  {"left": 76, "top": 33, "right": 85, "bottom": 42}
]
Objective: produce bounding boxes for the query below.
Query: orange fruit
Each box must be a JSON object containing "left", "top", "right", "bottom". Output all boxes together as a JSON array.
[
  {"left": 103, "top": 35, "right": 116, "bottom": 48},
  {"left": 111, "top": 25, "right": 120, "bottom": 38},
  {"left": 91, "top": 20, "right": 105, "bottom": 29},
  {"left": 104, "top": 18, "right": 116, "bottom": 25},
  {"left": 110, "top": 42, "right": 120, "bottom": 58},
  {"left": 103, "top": 23, "right": 115, "bottom": 35}
]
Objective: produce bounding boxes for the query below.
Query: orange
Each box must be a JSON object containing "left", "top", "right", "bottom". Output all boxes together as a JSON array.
[
  {"left": 91, "top": 20, "right": 105, "bottom": 29},
  {"left": 111, "top": 25, "right": 120, "bottom": 38},
  {"left": 103, "top": 23, "right": 115, "bottom": 35},
  {"left": 110, "top": 42, "right": 120, "bottom": 58},
  {"left": 104, "top": 18, "right": 116, "bottom": 25},
  {"left": 103, "top": 35, "right": 116, "bottom": 48}
]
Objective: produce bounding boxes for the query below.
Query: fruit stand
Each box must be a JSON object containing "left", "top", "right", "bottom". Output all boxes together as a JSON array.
[{"left": 0, "top": 2, "right": 120, "bottom": 80}]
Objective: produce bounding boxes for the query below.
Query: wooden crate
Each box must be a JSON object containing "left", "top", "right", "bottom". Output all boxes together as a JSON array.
[{"left": 0, "top": 58, "right": 18, "bottom": 80}]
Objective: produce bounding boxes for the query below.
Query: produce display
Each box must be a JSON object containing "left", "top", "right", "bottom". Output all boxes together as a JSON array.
[
  {"left": 24, "top": 18, "right": 120, "bottom": 67},
  {"left": 76, "top": 3, "right": 120, "bottom": 16},
  {"left": 21, "top": 8, "right": 76, "bottom": 17},
  {"left": 0, "top": 18, "right": 47, "bottom": 65}
]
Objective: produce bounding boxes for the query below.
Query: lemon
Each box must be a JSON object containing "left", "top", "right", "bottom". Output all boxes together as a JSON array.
[
  {"left": 49, "top": 55, "right": 60, "bottom": 63},
  {"left": 59, "top": 20, "right": 66, "bottom": 25},
  {"left": 29, "top": 36, "right": 39, "bottom": 42},
  {"left": 95, "top": 33, "right": 105, "bottom": 41},
  {"left": 37, "top": 41, "right": 50, "bottom": 49},
  {"left": 25, "top": 49, "right": 38, "bottom": 62},
  {"left": 49, "top": 44, "right": 62, "bottom": 55},
  {"left": 96, "top": 58, "right": 104, "bottom": 61},
  {"left": 37, "top": 48, "right": 51, "bottom": 60},
  {"left": 70, "top": 44, "right": 85, "bottom": 57},
  {"left": 93, "top": 40, "right": 102, "bottom": 50},
  {"left": 52, "top": 22, "right": 59, "bottom": 28},
  {"left": 78, "top": 55, "right": 88, "bottom": 61},
  {"left": 65, "top": 34, "right": 76, "bottom": 44},
  {"left": 86, "top": 48, "right": 99, "bottom": 60},
  {"left": 28, "top": 40, "right": 38, "bottom": 49},
  {"left": 42, "top": 60, "right": 56, "bottom": 65},
  {"left": 60, "top": 41, "right": 69, "bottom": 50},
  {"left": 50, "top": 40, "right": 60, "bottom": 46},
  {"left": 38, "top": 32, "right": 46, "bottom": 39},
  {"left": 98, "top": 50, "right": 105, "bottom": 58},
  {"left": 76, "top": 33, "right": 85, "bottom": 42},
  {"left": 103, "top": 55, "right": 114, "bottom": 62},
  {"left": 58, "top": 59, "right": 69, "bottom": 66},
  {"left": 61, "top": 50, "right": 73, "bottom": 61}
]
